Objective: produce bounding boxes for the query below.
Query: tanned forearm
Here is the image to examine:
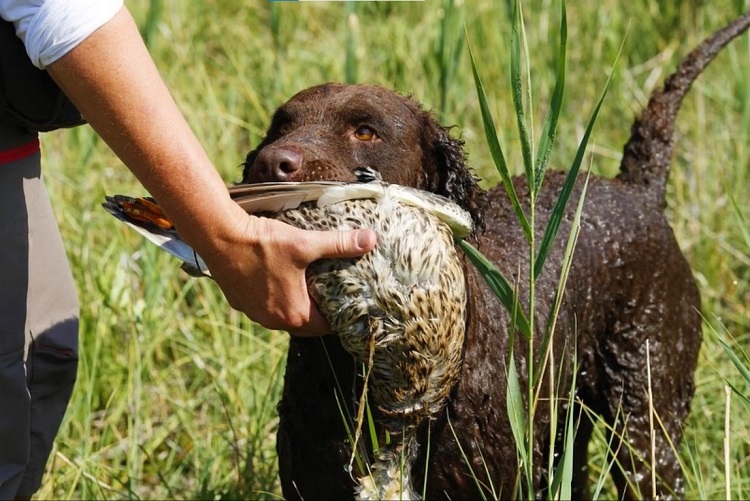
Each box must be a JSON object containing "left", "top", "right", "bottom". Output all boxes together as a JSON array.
[
  {"left": 47, "top": 7, "right": 238, "bottom": 251},
  {"left": 47, "top": 6, "right": 376, "bottom": 334}
]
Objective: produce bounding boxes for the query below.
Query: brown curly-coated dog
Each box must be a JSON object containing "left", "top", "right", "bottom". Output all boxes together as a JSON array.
[{"left": 241, "top": 13, "right": 750, "bottom": 500}]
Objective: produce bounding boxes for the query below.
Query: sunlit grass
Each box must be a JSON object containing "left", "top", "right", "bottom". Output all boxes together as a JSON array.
[{"left": 35, "top": 0, "right": 750, "bottom": 498}]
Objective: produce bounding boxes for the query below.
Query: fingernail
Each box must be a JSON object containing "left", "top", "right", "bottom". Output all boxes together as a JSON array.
[{"left": 356, "top": 229, "right": 377, "bottom": 249}]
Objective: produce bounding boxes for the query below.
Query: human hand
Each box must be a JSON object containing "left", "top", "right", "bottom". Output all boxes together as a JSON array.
[{"left": 198, "top": 211, "right": 377, "bottom": 336}]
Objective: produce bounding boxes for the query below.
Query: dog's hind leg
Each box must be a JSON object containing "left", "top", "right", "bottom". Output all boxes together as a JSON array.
[
  {"left": 566, "top": 401, "right": 595, "bottom": 499},
  {"left": 600, "top": 276, "right": 701, "bottom": 500}
]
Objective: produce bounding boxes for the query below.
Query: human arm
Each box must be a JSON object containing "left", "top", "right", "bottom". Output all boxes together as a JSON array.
[{"left": 46, "top": 6, "right": 376, "bottom": 334}]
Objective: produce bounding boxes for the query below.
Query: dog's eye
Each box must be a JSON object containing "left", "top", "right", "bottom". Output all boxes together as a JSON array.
[{"left": 354, "top": 126, "right": 377, "bottom": 141}]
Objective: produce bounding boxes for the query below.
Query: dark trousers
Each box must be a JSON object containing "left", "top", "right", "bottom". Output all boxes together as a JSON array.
[{"left": 0, "top": 123, "right": 79, "bottom": 499}]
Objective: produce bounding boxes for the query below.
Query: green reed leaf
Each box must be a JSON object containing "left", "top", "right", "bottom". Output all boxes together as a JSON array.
[
  {"left": 718, "top": 336, "right": 750, "bottom": 391},
  {"left": 345, "top": 3, "right": 359, "bottom": 85},
  {"left": 548, "top": 349, "right": 577, "bottom": 499},
  {"left": 459, "top": 240, "right": 531, "bottom": 339},
  {"left": 509, "top": 0, "right": 535, "bottom": 186},
  {"left": 467, "top": 37, "right": 531, "bottom": 240},
  {"left": 534, "top": 30, "right": 626, "bottom": 279},
  {"left": 507, "top": 351, "right": 531, "bottom": 497},
  {"left": 535, "top": 170, "right": 589, "bottom": 386},
  {"left": 533, "top": 0, "right": 567, "bottom": 197}
]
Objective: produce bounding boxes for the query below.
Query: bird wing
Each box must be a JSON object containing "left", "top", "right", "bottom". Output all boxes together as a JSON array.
[
  {"left": 228, "top": 181, "right": 386, "bottom": 212},
  {"left": 103, "top": 181, "right": 472, "bottom": 275},
  {"left": 229, "top": 181, "right": 473, "bottom": 237},
  {"left": 102, "top": 196, "right": 211, "bottom": 276},
  {"left": 102, "top": 182, "right": 383, "bottom": 277},
  {"left": 385, "top": 185, "right": 473, "bottom": 238}
]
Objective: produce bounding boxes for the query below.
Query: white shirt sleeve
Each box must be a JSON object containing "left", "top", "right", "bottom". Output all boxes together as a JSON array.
[{"left": 0, "top": 0, "right": 123, "bottom": 69}]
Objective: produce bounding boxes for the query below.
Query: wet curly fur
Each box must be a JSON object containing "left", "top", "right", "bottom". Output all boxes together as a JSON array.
[{"left": 240, "top": 14, "right": 750, "bottom": 500}]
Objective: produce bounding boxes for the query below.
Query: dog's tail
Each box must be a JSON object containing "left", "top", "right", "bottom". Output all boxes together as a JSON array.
[{"left": 617, "top": 12, "right": 750, "bottom": 209}]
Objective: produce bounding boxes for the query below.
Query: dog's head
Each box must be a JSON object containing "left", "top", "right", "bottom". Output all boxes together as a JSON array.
[{"left": 242, "top": 83, "right": 485, "bottom": 229}]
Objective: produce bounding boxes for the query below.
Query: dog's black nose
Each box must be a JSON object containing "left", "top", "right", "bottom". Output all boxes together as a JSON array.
[{"left": 253, "top": 146, "right": 303, "bottom": 181}]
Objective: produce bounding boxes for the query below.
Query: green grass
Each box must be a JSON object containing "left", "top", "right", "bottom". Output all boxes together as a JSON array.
[{"left": 37, "top": 0, "right": 750, "bottom": 498}]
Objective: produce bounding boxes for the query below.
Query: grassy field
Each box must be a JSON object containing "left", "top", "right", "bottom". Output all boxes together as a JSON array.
[{"left": 36, "top": 0, "right": 750, "bottom": 499}]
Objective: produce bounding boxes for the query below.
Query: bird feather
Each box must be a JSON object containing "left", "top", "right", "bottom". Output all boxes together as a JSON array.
[{"left": 103, "top": 180, "right": 472, "bottom": 276}]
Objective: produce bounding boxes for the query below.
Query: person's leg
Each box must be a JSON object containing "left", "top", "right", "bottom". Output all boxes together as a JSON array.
[
  {"left": 0, "top": 133, "right": 80, "bottom": 499},
  {"left": 0, "top": 139, "right": 36, "bottom": 500},
  {"left": 17, "top": 152, "right": 80, "bottom": 498}
]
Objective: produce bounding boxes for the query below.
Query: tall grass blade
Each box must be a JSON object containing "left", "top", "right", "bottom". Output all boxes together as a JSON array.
[
  {"left": 728, "top": 189, "right": 750, "bottom": 250},
  {"left": 269, "top": 1, "right": 281, "bottom": 52},
  {"left": 475, "top": 441, "right": 498, "bottom": 500},
  {"left": 436, "top": 0, "right": 450, "bottom": 115},
  {"left": 718, "top": 336, "right": 750, "bottom": 394},
  {"left": 535, "top": 170, "right": 590, "bottom": 385},
  {"left": 590, "top": 408, "right": 623, "bottom": 500},
  {"left": 345, "top": 3, "right": 359, "bottom": 85},
  {"left": 548, "top": 352, "right": 577, "bottom": 499},
  {"left": 519, "top": 2, "right": 535, "bottom": 184},
  {"left": 436, "top": 0, "right": 464, "bottom": 116},
  {"left": 323, "top": 341, "right": 369, "bottom": 474},
  {"left": 365, "top": 393, "right": 380, "bottom": 455},
  {"left": 507, "top": 351, "right": 532, "bottom": 499},
  {"left": 458, "top": 240, "right": 531, "bottom": 338},
  {"left": 141, "top": 0, "right": 163, "bottom": 49},
  {"left": 725, "top": 380, "right": 750, "bottom": 412},
  {"left": 447, "top": 410, "right": 488, "bottom": 500},
  {"left": 422, "top": 424, "right": 431, "bottom": 499},
  {"left": 706, "top": 319, "right": 750, "bottom": 412},
  {"left": 724, "top": 385, "right": 731, "bottom": 501},
  {"left": 334, "top": 388, "right": 370, "bottom": 479},
  {"left": 534, "top": 32, "right": 626, "bottom": 279},
  {"left": 467, "top": 38, "right": 531, "bottom": 240},
  {"left": 684, "top": 435, "right": 708, "bottom": 500},
  {"left": 533, "top": 0, "right": 567, "bottom": 197},
  {"left": 509, "top": 0, "right": 535, "bottom": 185}
]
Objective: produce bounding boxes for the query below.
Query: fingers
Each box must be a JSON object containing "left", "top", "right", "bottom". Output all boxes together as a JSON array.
[
  {"left": 279, "top": 226, "right": 377, "bottom": 336},
  {"left": 288, "top": 302, "right": 331, "bottom": 337},
  {"left": 201, "top": 216, "right": 377, "bottom": 337},
  {"left": 254, "top": 225, "right": 376, "bottom": 335},
  {"left": 300, "top": 227, "right": 378, "bottom": 261}
]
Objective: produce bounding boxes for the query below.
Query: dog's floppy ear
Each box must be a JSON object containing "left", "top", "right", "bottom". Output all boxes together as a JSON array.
[{"left": 427, "top": 119, "right": 486, "bottom": 232}]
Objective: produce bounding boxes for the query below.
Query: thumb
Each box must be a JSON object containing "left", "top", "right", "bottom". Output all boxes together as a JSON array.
[{"left": 305, "top": 228, "right": 378, "bottom": 260}]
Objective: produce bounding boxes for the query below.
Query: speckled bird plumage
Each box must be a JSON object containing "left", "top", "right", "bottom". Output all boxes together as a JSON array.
[
  {"left": 274, "top": 193, "right": 466, "bottom": 426},
  {"left": 103, "top": 169, "right": 472, "bottom": 499},
  {"left": 273, "top": 192, "right": 466, "bottom": 500}
]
